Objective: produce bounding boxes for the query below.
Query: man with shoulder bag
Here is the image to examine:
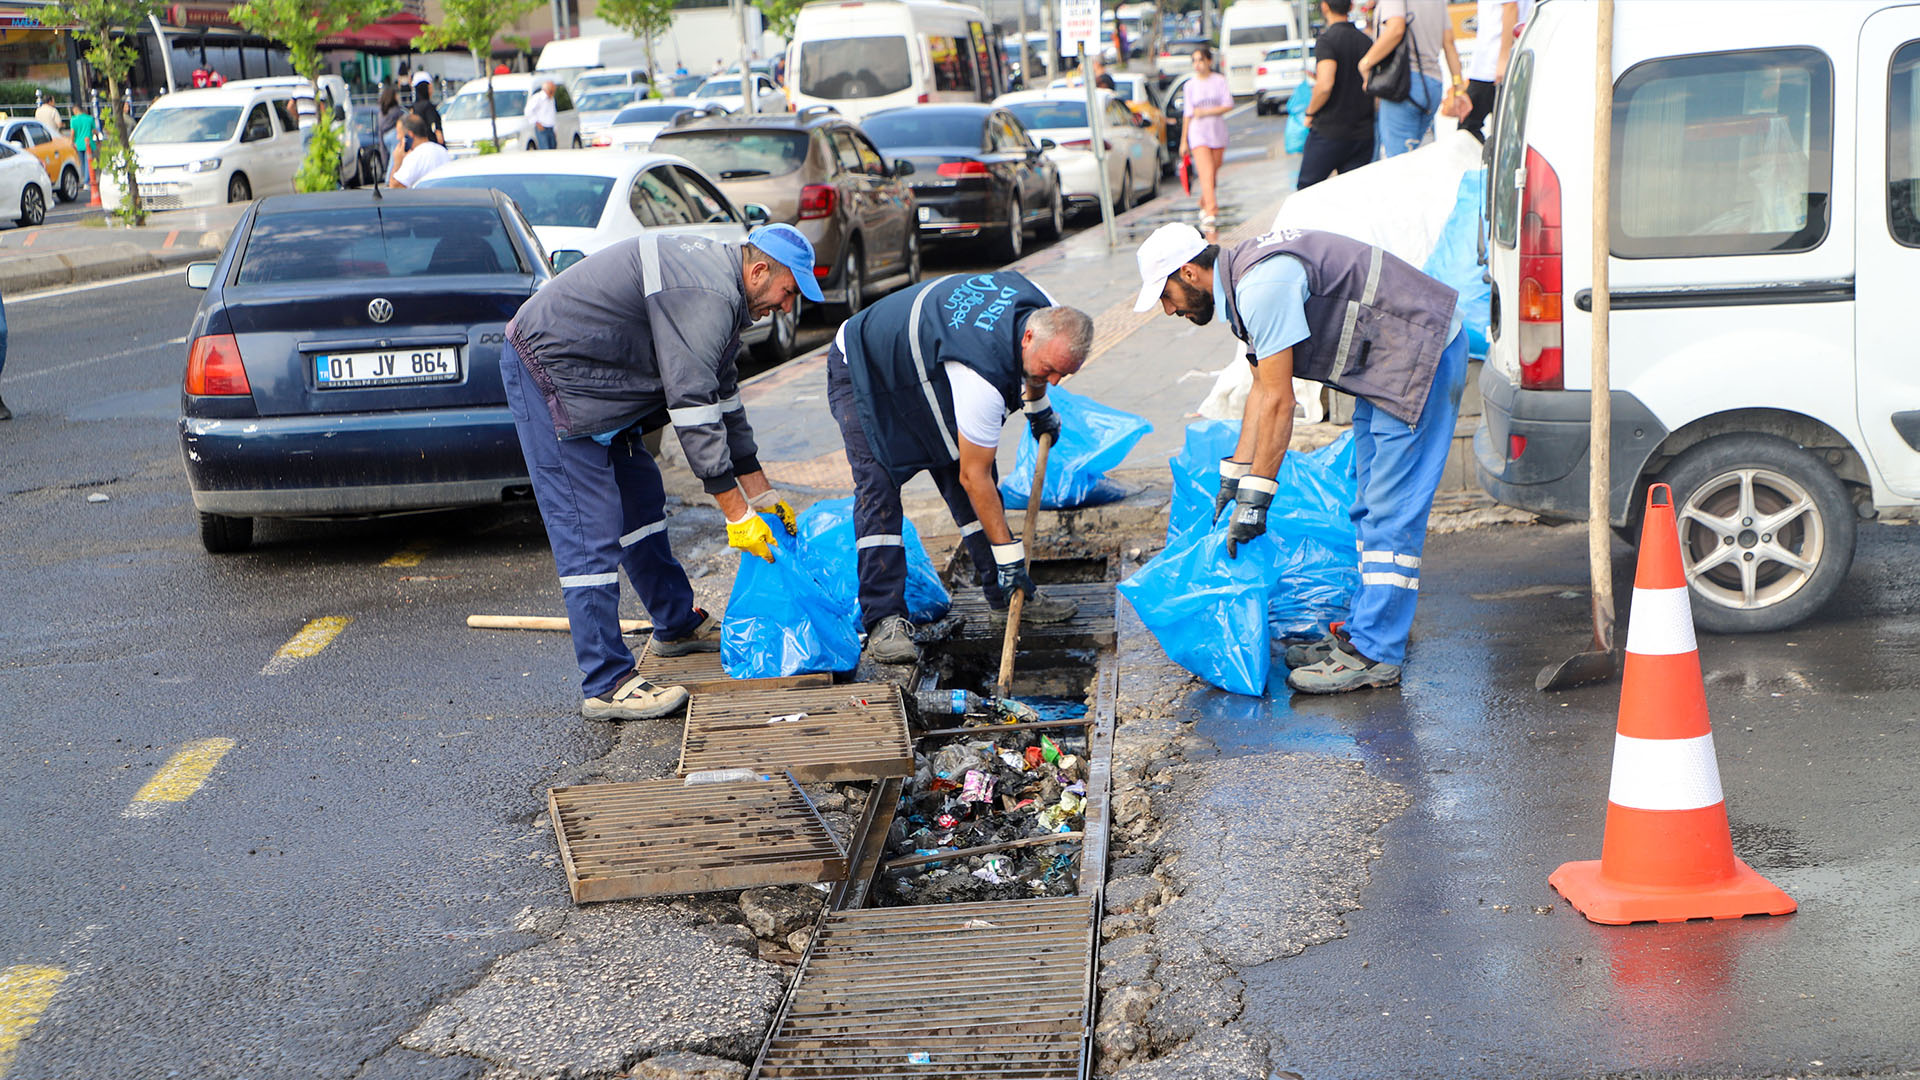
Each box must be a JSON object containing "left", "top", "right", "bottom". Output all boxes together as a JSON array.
[{"left": 1357, "top": 0, "right": 1463, "bottom": 157}]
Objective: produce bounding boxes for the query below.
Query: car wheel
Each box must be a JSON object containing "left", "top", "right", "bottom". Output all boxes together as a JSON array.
[
  {"left": 227, "top": 172, "right": 251, "bottom": 203},
  {"left": 903, "top": 228, "right": 920, "bottom": 286},
  {"left": 57, "top": 165, "right": 80, "bottom": 203},
  {"left": 1115, "top": 165, "right": 1131, "bottom": 213},
  {"left": 1662, "top": 433, "right": 1856, "bottom": 634},
  {"left": 1039, "top": 184, "right": 1064, "bottom": 240},
  {"left": 17, "top": 184, "right": 44, "bottom": 226},
  {"left": 839, "top": 240, "right": 865, "bottom": 318},
  {"left": 198, "top": 511, "right": 254, "bottom": 554},
  {"left": 1000, "top": 193, "right": 1025, "bottom": 262},
  {"left": 753, "top": 300, "right": 798, "bottom": 365}
]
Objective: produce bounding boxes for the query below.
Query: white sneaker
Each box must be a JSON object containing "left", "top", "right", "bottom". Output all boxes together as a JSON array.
[{"left": 581, "top": 670, "right": 690, "bottom": 720}]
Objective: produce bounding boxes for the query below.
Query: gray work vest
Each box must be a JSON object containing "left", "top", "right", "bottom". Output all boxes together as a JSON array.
[{"left": 1218, "top": 228, "right": 1457, "bottom": 425}]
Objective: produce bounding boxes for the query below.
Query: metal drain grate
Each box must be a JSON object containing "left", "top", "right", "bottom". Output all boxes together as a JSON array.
[
  {"left": 636, "top": 643, "right": 835, "bottom": 696},
  {"left": 947, "top": 582, "right": 1117, "bottom": 652},
  {"left": 681, "top": 683, "right": 914, "bottom": 783},
  {"left": 549, "top": 773, "right": 847, "bottom": 903},
  {"left": 753, "top": 896, "right": 1096, "bottom": 1079}
]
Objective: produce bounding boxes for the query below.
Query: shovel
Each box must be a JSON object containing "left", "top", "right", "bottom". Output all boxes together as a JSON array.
[
  {"left": 1538, "top": 0, "right": 1618, "bottom": 693},
  {"left": 995, "top": 434, "right": 1054, "bottom": 700}
]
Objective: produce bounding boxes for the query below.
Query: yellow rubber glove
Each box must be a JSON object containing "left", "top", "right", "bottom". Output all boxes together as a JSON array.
[
  {"left": 750, "top": 490, "right": 798, "bottom": 536},
  {"left": 726, "top": 513, "right": 778, "bottom": 562}
]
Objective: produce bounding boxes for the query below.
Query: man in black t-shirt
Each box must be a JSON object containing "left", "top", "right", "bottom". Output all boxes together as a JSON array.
[
  {"left": 409, "top": 71, "right": 444, "bottom": 145},
  {"left": 1297, "top": 0, "right": 1374, "bottom": 189}
]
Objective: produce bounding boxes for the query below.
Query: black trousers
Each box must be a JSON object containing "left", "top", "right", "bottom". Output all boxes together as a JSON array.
[
  {"left": 1461, "top": 79, "right": 1497, "bottom": 141},
  {"left": 825, "top": 347, "right": 1006, "bottom": 630},
  {"left": 1297, "top": 131, "right": 1374, "bottom": 189}
]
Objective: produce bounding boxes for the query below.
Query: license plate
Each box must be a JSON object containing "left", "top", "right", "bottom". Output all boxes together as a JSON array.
[
  {"left": 314, "top": 347, "right": 462, "bottom": 389},
  {"left": 918, "top": 206, "right": 932, "bottom": 222}
]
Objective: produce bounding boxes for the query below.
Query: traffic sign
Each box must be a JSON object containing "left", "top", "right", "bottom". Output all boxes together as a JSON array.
[{"left": 1059, "top": 0, "right": 1098, "bottom": 50}]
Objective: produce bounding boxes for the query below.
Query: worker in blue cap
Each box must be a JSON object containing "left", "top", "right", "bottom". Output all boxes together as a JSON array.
[{"left": 503, "top": 224, "right": 822, "bottom": 720}]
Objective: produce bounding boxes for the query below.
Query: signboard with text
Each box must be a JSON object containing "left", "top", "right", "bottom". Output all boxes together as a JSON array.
[{"left": 1059, "top": 0, "right": 1098, "bottom": 51}]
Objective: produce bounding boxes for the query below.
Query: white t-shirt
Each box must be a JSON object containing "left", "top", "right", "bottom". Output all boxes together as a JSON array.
[
  {"left": 1467, "top": 0, "right": 1516, "bottom": 83},
  {"left": 945, "top": 362, "right": 1011, "bottom": 448},
  {"left": 524, "top": 89, "right": 557, "bottom": 128},
  {"left": 391, "top": 140, "right": 451, "bottom": 187}
]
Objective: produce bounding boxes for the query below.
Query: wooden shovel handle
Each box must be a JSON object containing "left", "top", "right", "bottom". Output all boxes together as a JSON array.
[{"left": 995, "top": 434, "right": 1053, "bottom": 699}]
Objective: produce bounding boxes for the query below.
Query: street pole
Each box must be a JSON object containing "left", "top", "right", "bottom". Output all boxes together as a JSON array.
[
  {"left": 735, "top": 0, "right": 756, "bottom": 113},
  {"left": 1080, "top": 41, "right": 1116, "bottom": 248},
  {"left": 1040, "top": 0, "right": 1056, "bottom": 80},
  {"left": 1018, "top": 0, "right": 1033, "bottom": 88}
]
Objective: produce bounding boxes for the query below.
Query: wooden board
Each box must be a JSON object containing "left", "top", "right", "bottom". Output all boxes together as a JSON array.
[
  {"left": 679, "top": 683, "right": 913, "bottom": 783},
  {"left": 637, "top": 642, "right": 835, "bottom": 696}
]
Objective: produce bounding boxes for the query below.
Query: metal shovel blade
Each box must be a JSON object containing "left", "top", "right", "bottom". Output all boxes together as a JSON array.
[{"left": 1535, "top": 644, "right": 1616, "bottom": 692}]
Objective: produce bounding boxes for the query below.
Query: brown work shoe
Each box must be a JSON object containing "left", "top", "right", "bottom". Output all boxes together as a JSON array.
[
  {"left": 988, "top": 590, "right": 1078, "bottom": 626},
  {"left": 581, "top": 670, "right": 690, "bottom": 720}
]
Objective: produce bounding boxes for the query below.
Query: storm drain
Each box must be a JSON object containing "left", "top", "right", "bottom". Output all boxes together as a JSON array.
[
  {"left": 751, "top": 896, "right": 1096, "bottom": 1079},
  {"left": 681, "top": 683, "right": 914, "bottom": 783},
  {"left": 947, "top": 582, "right": 1117, "bottom": 653},
  {"left": 549, "top": 772, "right": 847, "bottom": 903},
  {"left": 637, "top": 643, "right": 835, "bottom": 696}
]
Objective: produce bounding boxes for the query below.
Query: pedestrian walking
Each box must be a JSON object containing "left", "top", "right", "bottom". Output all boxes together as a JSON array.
[
  {"left": 386, "top": 114, "right": 450, "bottom": 188},
  {"left": 1459, "top": 0, "right": 1517, "bottom": 140},
  {"left": 409, "top": 71, "right": 444, "bottom": 144},
  {"left": 525, "top": 79, "right": 559, "bottom": 149},
  {"left": 1132, "top": 222, "right": 1466, "bottom": 694},
  {"left": 826, "top": 273, "right": 1094, "bottom": 666},
  {"left": 502, "top": 225, "right": 818, "bottom": 719},
  {"left": 376, "top": 85, "right": 404, "bottom": 166},
  {"left": 69, "top": 106, "right": 95, "bottom": 195},
  {"left": 1297, "top": 0, "right": 1375, "bottom": 189},
  {"left": 1180, "top": 45, "right": 1233, "bottom": 229},
  {"left": 1358, "top": 0, "right": 1462, "bottom": 157},
  {"left": 34, "top": 93, "right": 61, "bottom": 135}
]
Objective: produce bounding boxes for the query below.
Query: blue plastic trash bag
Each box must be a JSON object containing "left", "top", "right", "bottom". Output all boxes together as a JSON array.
[
  {"left": 1002, "top": 385, "right": 1152, "bottom": 510},
  {"left": 793, "top": 497, "right": 951, "bottom": 624},
  {"left": 1422, "top": 168, "right": 1491, "bottom": 360},
  {"left": 721, "top": 517, "right": 862, "bottom": 678},
  {"left": 1119, "top": 521, "right": 1278, "bottom": 696},
  {"left": 1285, "top": 79, "right": 1313, "bottom": 155},
  {"left": 1166, "top": 419, "right": 1245, "bottom": 545}
]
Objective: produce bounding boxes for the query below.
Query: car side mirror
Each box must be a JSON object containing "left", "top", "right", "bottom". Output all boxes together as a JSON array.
[
  {"left": 1136, "top": 112, "right": 1151, "bottom": 127},
  {"left": 549, "top": 249, "right": 587, "bottom": 272},
  {"left": 185, "top": 262, "right": 216, "bottom": 289},
  {"left": 1039, "top": 138, "right": 1057, "bottom": 150},
  {"left": 891, "top": 158, "right": 915, "bottom": 177},
  {"left": 741, "top": 202, "right": 772, "bottom": 226}
]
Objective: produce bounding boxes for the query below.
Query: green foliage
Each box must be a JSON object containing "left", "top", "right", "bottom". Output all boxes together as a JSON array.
[
  {"left": 756, "top": 0, "right": 806, "bottom": 40},
  {"left": 296, "top": 114, "right": 344, "bottom": 191},
  {"left": 0, "top": 80, "right": 55, "bottom": 105},
  {"left": 42, "top": 0, "right": 156, "bottom": 223},
  {"left": 99, "top": 109, "right": 142, "bottom": 225},
  {"left": 475, "top": 139, "right": 501, "bottom": 154},
  {"left": 596, "top": 0, "right": 672, "bottom": 91},
  {"left": 415, "top": 0, "right": 542, "bottom": 147}
]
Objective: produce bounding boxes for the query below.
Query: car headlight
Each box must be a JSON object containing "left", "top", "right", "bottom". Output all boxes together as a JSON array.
[{"left": 184, "top": 157, "right": 222, "bottom": 174}]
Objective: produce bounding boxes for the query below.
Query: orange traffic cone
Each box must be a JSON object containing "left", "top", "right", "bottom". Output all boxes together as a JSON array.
[{"left": 1549, "top": 483, "right": 1797, "bottom": 925}]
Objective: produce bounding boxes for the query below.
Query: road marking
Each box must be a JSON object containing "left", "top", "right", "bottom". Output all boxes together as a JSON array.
[
  {"left": 262, "top": 616, "right": 352, "bottom": 675},
  {"left": 0, "top": 965, "right": 68, "bottom": 1077},
  {"left": 20, "top": 231, "right": 36, "bottom": 248},
  {"left": 162, "top": 229, "right": 179, "bottom": 249},
  {"left": 382, "top": 540, "right": 433, "bottom": 568},
  {"left": 123, "top": 738, "right": 236, "bottom": 818},
  {"left": 9, "top": 266, "right": 191, "bottom": 303},
  {"left": 5, "top": 336, "right": 188, "bottom": 383}
]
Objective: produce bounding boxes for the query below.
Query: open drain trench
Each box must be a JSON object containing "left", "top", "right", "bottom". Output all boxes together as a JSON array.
[{"left": 546, "top": 550, "right": 1119, "bottom": 1079}]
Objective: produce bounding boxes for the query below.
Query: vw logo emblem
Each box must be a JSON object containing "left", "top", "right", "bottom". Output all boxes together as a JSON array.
[{"left": 367, "top": 298, "right": 394, "bottom": 323}]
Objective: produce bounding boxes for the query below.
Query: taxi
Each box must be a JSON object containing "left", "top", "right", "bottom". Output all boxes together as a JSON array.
[{"left": 1, "top": 117, "right": 82, "bottom": 203}]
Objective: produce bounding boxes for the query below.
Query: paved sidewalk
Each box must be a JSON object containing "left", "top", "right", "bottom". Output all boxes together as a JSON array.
[{"left": 0, "top": 202, "right": 245, "bottom": 294}]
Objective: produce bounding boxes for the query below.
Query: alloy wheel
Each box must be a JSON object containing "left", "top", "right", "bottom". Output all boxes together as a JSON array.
[{"left": 1678, "top": 466, "right": 1826, "bottom": 613}]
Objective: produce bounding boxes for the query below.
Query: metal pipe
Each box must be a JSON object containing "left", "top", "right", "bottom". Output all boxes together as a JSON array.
[{"left": 148, "top": 12, "right": 177, "bottom": 94}]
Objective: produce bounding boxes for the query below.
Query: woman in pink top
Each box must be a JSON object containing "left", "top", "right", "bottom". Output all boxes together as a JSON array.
[{"left": 1180, "top": 45, "right": 1234, "bottom": 228}]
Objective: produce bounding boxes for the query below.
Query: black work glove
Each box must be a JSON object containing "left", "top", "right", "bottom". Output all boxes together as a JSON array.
[
  {"left": 1024, "top": 393, "right": 1061, "bottom": 444},
  {"left": 991, "top": 540, "right": 1036, "bottom": 598},
  {"left": 1213, "top": 459, "right": 1250, "bottom": 522},
  {"left": 1226, "top": 475, "right": 1278, "bottom": 559}
]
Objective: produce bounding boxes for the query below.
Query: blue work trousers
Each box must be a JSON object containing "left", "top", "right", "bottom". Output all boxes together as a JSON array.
[
  {"left": 1344, "top": 330, "right": 1468, "bottom": 666},
  {"left": 501, "top": 341, "right": 701, "bottom": 699},
  {"left": 825, "top": 346, "right": 1006, "bottom": 630}
]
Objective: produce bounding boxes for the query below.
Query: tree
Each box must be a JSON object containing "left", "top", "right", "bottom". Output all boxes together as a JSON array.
[
  {"left": 756, "top": 0, "right": 805, "bottom": 41},
  {"left": 597, "top": 0, "right": 674, "bottom": 100},
  {"left": 41, "top": 0, "right": 158, "bottom": 224},
  {"left": 414, "top": 0, "right": 542, "bottom": 151},
  {"left": 231, "top": 0, "right": 400, "bottom": 191}
]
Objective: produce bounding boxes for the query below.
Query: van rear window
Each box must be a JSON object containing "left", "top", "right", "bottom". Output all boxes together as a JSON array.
[
  {"left": 1227, "top": 24, "right": 1294, "bottom": 46},
  {"left": 237, "top": 205, "right": 524, "bottom": 283},
  {"left": 799, "top": 36, "right": 912, "bottom": 99}
]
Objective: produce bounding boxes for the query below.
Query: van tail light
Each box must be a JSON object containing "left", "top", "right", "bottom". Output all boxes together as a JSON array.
[
  {"left": 798, "top": 184, "right": 837, "bottom": 220},
  {"left": 917, "top": 93, "right": 930, "bottom": 103},
  {"left": 937, "top": 160, "right": 990, "bottom": 177},
  {"left": 184, "top": 334, "right": 251, "bottom": 396},
  {"left": 1517, "top": 145, "right": 1564, "bottom": 391}
]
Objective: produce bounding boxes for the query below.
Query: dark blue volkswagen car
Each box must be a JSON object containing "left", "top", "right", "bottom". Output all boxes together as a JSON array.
[{"left": 179, "top": 187, "right": 552, "bottom": 552}]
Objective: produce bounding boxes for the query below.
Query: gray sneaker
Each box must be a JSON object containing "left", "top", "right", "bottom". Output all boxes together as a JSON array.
[
  {"left": 1283, "top": 624, "right": 1349, "bottom": 669},
  {"left": 1286, "top": 644, "right": 1402, "bottom": 695},
  {"left": 581, "top": 670, "right": 690, "bottom": 720},
  {"left": 649, "top": 608, "right": 720, "bottom": 657},
  {"left": 988, "top": 590, "right": 1078, "bottom": 626},
  {"left": 864, "top": 615, "right": 920, "bottom": 665}
]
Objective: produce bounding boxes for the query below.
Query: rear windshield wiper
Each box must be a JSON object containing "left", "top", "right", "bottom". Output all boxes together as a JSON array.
[{"left": 718, "top": 168, "right": 771, "bottom": 179}]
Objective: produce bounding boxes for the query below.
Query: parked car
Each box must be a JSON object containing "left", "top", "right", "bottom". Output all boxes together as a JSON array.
[
  {"left": 573, "top": 66, "right": 652, "bottom": 97},
  {"left": 690, "top": 73, "right": 788, "bottom": 115},
  {"left": 995, "top": 88, "right": 1159, "bottom": 214},
  {"left": 225, "top": 74, "right": 367, "bottom": 188},
  {"left": 1, "top": 118, "right": 82, "bottom": 202},
  {"left": 1052, "top": 72, "right": 1173, "bottom": 173},
  {"left": 861, "top": 103, "right": 1063, "bottom": 260},
  {"left": 1220, "top": 0, "right": 1300, "bottom": 94},
  {"left": 0, "top": 140, "right": 52, "bottom": 225},
  {"left": 1474, "top": 0, "right": 1920, "bottom": 633},
  {"left": 664, "top": 74, "right": 709, "bottom": 97},
  {"left": 1253, "top": 39, "right": 1313, "bottom": 115},
  {"left": 535, "top": 34, "right": 653, "bottom": 96},
  {"left": 588, "top": 101, "right": 721, "bottom": 149},
  {"left": 177, "top": 188, "right": 548, "bottom": 553},
  {"left": 415, "top": 149, "right": 798, "bottom": 362},
  {"left": 650, "top": 109, "right": 918, "bottom": 316},
  {"left": 343, "top": 106, "right": 385, "bottom": 188},
  {"left": 1156, "top": 36, "right": 1214, "bottom": 77},
  {"left": 576, "top": 85, "right": 652, "bottom": 140},
  {"left": 104, "top": 84, "right": 307, "bottom": 211},
  {"left": 1161, "top": 71, "right": 1192, "bottom": 158},
  {"left": 440, "top": 74, "right": 581, "bottom": 156}
]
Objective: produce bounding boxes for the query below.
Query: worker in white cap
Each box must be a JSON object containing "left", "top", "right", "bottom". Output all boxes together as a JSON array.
[{"left": 1132, "top": 222, "right": 1466, "bottom": 695}]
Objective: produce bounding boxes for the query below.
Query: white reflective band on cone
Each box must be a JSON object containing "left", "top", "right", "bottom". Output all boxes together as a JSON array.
[
  {"left": 1625, "top": 585, "right": 1698, "bottom": 656},
  {"left": 1607, "top": 732, "right": 1724, "bottom": 811}
]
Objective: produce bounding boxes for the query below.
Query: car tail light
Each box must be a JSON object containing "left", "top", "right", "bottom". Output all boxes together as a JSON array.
[
  {"left": 185, "top": 334, "right": 251, "bottom": 396},
  {"left": 1517, "top": 146, "right": 1564, "bottom": 391},
  {"left": 1058, "top": 138, "right": 1111, "bottom": 151},
  {"left": 1257, "top": 65, "right": 1268, "bottom": 75},
  {"left": 799, "top": 184, "right": 836, "bottom": 220},
  {"left": 937, "top": 161, "right": 989, "bottom": 177},
  {"left": 590, "top": 133, "right": 612, "bottom": 146},
  {"left": 917, "top": 93, "right": 930, "bottom": 103}
]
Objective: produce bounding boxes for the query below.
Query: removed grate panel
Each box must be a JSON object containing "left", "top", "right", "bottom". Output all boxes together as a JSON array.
[
  {"left": 946, "top": 582, "right": 1116, "bottom": 652},
  {"left": 636, "top": 642, "right": 834, "bottom": 696},
  {"left": 550, "top": 772, "right": 847, "bottom": 903},
  {"left": 754, "top": 896, "right": 1095, "bottom": 1079},
  {"left": 681, "top": 683, "right": 913, "bottom": 783}
]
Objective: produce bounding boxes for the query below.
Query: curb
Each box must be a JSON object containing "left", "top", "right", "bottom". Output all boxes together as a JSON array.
[{"left": 1, "top": 231, "right": 228, "bottom": 295}]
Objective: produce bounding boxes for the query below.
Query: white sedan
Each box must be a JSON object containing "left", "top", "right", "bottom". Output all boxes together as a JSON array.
[
  {"left": 1254, "top": 40, "right": 1314, "bottom": 115},
  {"left": 996, "top": 88, "right": 1159, "bottom": 214},
  {"left": 416, "top": 149, "right": 798, "bottom": 362},
  {"left": 589, "top": 99, "right": 730, "bottom": 151},
  {"left": 0, "top": 139, "right": 51, "bottom": 226},
  {"left": 690, "top": 74, "right": 786, "bottom": 115}
]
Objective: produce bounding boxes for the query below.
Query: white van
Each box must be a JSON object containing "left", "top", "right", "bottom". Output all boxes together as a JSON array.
[
  {"left": 102, "top": 84, "right": 306, "bottom": 210},
  {"left": 1475, "top": 0, "right": 1920, "bottom": 633},
  {"left": 787, "top": 0, "right": 1009, "bottom": 122},
  {"left": 1219, "top": 0, "right": 1299, "bottom": 95},
  {"left": 439, "top": 73, "right": 582, "bottom": 156},
  {"left": 536, "top": 34, "right": 653, "bottom": 94}
]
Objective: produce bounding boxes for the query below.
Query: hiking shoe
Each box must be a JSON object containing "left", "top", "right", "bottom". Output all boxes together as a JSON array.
[
  {"left": 864, "top": 615, "right": 920, "bottom": 665},
  {"left": 581, "top": 670, "right": 690, "bottom": 720},
  {"left": 988, "top": 590, "right": 1078, "bottom": 626},
  {"left": 1283, "top": 623, "right": 1349, "bottom": 669},
  {"left": 1286, "top": 644, "right": 1402, "bottom": 695},
  {"left": 648, "top": 608, "right": 721, "bottom": 657}
]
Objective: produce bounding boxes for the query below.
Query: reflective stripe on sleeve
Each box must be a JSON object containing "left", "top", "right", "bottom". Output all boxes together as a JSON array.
[
  {"left": 856, "top": 534, "right": 904, "bottom": 549},
  {"left": 717, "top": 393, "right": 743, "bottom": 413},
  {"left": 1361, "top": 550, "right": 1422, "bottom": 569},
  {"left": 959, "top": 521, "right": 984, "bottom": 537},
  {"left": 1361, "top": 570, "right": 1420, "bottom": 590},
  {"left": 620, "top": 521, "right": 665, "bottom": 548},
  {"left": 669, "top": 403, "right": 724, "bottom": 427}
]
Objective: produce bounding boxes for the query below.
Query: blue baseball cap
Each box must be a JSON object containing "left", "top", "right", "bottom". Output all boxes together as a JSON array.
[{"left": 747, "top": 223, "right": 824, "bottom": 303}]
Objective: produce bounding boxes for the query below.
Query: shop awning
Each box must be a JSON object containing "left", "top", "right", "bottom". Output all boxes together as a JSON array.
[{"left": 322, "top": 11, "right": 425, "bottom": 51}]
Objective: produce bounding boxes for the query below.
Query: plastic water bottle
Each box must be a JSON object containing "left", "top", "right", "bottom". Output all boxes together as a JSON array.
[{"left": 915, "top": 689, "right": 987, "bottom": 716}]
